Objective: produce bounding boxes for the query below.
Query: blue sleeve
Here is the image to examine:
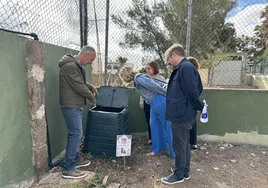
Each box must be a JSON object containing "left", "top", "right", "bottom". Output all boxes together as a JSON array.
[
  {"left": 179, "top": 65, "right": 204, "bottom": 111},
  {"left": 135, "top": 74, "right": 166, "bottom": 96}
]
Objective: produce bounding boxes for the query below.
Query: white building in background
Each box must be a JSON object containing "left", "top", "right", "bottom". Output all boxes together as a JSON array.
[
  {"left": 106, "top": 61, "right": 134, "bottom": 75},
  {"left": 107, "top": 61, "right": 118, "bottom": 75}
]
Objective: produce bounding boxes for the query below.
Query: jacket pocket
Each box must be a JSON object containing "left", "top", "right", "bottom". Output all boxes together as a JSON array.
[
  {"left": 170, "top": 103, "right": 179, "bottom": 118},
  {"left": 170, "top": 98, "right": 187, "bottom": 118}
]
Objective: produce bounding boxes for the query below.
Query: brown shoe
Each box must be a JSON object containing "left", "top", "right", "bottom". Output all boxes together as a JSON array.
[
  {"left": 62, "top": 169, "right": 88, "bottom": 179},
  {"left": 75, "top": 159, "right": 91, "bottom": 169}
]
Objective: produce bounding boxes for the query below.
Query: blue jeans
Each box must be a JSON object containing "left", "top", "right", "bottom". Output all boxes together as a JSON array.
[{"left": 61, "top": 107, "right": 83, "bottom": 171}]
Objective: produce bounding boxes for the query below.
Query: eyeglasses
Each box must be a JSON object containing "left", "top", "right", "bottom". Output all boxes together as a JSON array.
[{"left": 167, "top": 54, "right": 173, "bottom": 62}]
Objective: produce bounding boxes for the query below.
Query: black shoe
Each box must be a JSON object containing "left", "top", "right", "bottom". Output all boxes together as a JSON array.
[
  {"left": 161, "top": 173, "right": 184, "bottom": 185},
  {"left": 170, "top": 167, "right": 190, "bottom": 180},
  {"left": 184, "top": 175, "right": 190, "bottom": 180},
  {"left": 191, "top": 145, "right": 198, "bottom": 150}
]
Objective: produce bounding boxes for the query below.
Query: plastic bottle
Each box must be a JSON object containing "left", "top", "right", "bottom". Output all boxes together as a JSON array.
[{"left": 200, "top": 99, "right": 208, "bottom": 123}]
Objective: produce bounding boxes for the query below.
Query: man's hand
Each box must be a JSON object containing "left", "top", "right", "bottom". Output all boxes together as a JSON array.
[
  {"left": 91, "top": 86, "right": 98, "bottom": 96},
  {"left": 140, "top": 104, "right": 144, "bottom": 109},
  {"left": 86, "top": 82, "right": 98, "bottom": 96},
  {"left": 90, "top": 103, "right": 97, "bottom": 110},
  {"left": 197, "top": 104, "right": 208, "bottom": 114}
]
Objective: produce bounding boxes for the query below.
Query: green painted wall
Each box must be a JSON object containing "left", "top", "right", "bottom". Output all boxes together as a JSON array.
[
  {"left": 44, "top": 44, "right": 92, "bottom": 160},
  {"left": 0, "top": 31, "right": 34, "bottom": 187},
  {"left": 128, "top": 88, "right": 268, "bottom": 137},
  {"left": 197, "top": 89, "right": 268, "bottom": 136},
  {"left": 1, "top": 29, "right": 268, "bottom": 187},
  {"left": 128, "top": 89, "right": 148, "bottom": 133}
]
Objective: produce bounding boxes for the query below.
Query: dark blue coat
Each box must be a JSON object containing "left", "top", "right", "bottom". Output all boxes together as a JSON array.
[{"left": 166, "top": 58, "right": 204, "bottom": 123}]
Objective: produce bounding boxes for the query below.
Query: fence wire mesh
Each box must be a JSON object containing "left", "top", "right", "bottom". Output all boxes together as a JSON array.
[
  {"left": 90, "top": 0, "right": 268, "bottom": 88},
  {"left": 0, "top": 0, "right": 80, "bottom": 48},
  {"left": 1, "top": 0, "right": 268, "bottom": 88}
]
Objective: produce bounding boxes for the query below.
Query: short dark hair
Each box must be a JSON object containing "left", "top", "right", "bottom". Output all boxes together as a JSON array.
[
  {"left": 170, "top": 45, "right": 185, "bottom": 57},
  {"left": 147, "top": 60, "right": 160, "bottom": 75}
]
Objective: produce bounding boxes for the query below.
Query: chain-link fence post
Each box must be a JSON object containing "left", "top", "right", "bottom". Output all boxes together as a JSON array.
[
  {"left": 186, "top": 0, "right": 193, "bottom": 56},
  {"left": 104, "top": 0, "right": 110, "bottom": 85},
  {"left": 79, "top": 0, "right": 84, "bottom": 48},
  {"left": 83, "top": 0, "right": 88, "bottom": 46}
]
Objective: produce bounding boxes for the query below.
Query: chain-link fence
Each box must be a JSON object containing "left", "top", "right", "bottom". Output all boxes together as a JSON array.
[
  {"left": 1, "top": 0, "right": 268, "bottom": 88},
  {"left": 0, "top": 0, "right": 81, "bottom": 48},
  {"left": 90, "top": 0, "right": 268, "bottom": 88}
]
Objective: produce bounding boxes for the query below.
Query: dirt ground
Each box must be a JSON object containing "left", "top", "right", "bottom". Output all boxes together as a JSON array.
[
  {"left": 34, "top": 136, "right": 268, "bottom": 188},
  {"left": 74, "top": 136, "right": 268, "bottom": 188}
]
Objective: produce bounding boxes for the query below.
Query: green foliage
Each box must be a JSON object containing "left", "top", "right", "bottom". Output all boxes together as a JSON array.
[
  {"left": 88, "top": 172, "right": 107, "bottom": 188},
  {"left": 71, "top": 184, "right": 81, "bottom": 188},
  {"left": 111, "top": 0, "right": 173, "bottom": 69},
  {"left": 85, "top": 153, "right": 93, "bottom": 160},
  {"left": 112, "top": 0, "right": 238, "bottom": 69},
  {"left": 159, "top": 0, "right": 237, "bottom": 57},
  {"left": 112, "top": 0, "right": 268, "bottom": 73},
  {"left": 116, "top": 56, "right": 128, "bottom": 73},
  {"left": 116, "top": 56, "right": 128, "bottom": 65},
  {"left": 139, "top": 67, "right": 146, "bottom": 73},
  {"left": 236, "top": 5, "right": 268, "bottom": 68}
]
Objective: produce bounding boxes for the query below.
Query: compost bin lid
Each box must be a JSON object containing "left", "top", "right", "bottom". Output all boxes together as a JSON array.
[{"left": 96, "top": 86, "right": 129, "bottom": 108}]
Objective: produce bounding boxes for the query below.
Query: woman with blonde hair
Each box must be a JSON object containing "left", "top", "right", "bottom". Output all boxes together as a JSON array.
[
  {"left": 187, "top": 56, "right": 203, "bottom": 150},
  {"left": 120, "top": 66, "right": 174, "bottom": 158}
]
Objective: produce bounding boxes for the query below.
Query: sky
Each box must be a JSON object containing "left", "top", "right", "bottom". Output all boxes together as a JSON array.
[
  {"left": 0, "top": 0, "right": 81, "bottom": 47},
  {"left": 0, "top": 0, "right": 267, "bottom": 69},
  {"left": 226, "top": 0, "right": 268, "bottom": 37},
  {"left": 227, "top": 0, "right": 268, "bottom": 17}
]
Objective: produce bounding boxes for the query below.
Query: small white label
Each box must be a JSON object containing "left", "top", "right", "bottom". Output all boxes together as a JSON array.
[{"left": 116, "top": 135, "right": 132, "bottom": 157}]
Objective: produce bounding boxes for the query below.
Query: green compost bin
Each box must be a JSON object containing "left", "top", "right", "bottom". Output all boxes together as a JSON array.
[{"left": 83, "top": 86, "right": 130, "bottom": 158}]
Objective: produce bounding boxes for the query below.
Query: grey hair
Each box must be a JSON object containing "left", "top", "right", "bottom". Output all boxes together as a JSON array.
[{"left": 79, "top": 45, "right": 96, "bottom": 54}]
